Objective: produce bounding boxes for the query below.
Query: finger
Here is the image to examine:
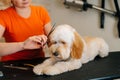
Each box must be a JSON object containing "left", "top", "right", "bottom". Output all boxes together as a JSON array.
[
  {"left": 29, "top": 36, "right": 42, "bottom": 44},
  {"left": 38, "top": 35, "right": 47, "bottom": 44},
  {"left": 41, "top": 36, "right": 47, "bottom": 44}
]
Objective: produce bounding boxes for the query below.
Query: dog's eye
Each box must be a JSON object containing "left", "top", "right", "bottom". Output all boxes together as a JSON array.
[
  {"left": 61, "top": 41, "right": 66, "bottom": 44},
  {"left": 52, "top": 41, "right": 57, "bottom": 44}
]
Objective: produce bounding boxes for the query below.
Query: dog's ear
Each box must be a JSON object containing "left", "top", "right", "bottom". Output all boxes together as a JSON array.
[{"left": 71, "top": 31, "right": 84, "bottom": 59}]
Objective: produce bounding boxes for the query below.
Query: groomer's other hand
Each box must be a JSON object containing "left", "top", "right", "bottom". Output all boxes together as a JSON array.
[{"left": 22, "top": 35, "right": 47, "bottom": 50}]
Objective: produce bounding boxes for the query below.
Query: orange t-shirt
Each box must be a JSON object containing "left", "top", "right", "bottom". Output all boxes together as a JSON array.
[{"left": 0, "top": 5, "right": 51, "bottom": 61}]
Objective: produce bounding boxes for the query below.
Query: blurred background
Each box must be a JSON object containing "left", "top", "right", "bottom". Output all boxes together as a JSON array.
[{"left": 0, "top": 0, "right": 120, "bottom": 52}]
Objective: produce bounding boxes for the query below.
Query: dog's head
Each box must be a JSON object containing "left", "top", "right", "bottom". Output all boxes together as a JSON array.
[{"left": 48, "top": 24, "right": 85, "bottom": 61}]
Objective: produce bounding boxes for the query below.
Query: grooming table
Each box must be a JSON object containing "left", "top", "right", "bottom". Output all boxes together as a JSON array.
[{"left": 0, "top": 52, "right": 120, "bottom": 80}]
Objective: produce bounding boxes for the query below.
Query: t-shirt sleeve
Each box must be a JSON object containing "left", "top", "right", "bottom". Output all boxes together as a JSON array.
[
  {"left": 0, "top": 11, "right": 6, "bottom": 27},
  {"left": 40, "top": 7, "right": 51, "bottom": 26}
]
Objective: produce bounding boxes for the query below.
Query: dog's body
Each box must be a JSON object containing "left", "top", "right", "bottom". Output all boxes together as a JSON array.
[{"left": 33, "top": 24, "right": 109, "bottom": 75}]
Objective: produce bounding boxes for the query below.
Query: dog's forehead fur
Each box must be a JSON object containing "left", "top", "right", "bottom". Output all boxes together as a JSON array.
[{"left": 50, "top": 24, "right": 75, "bottom": 43}]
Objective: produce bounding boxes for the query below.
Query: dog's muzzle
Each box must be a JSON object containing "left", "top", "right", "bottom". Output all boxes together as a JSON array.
[{"left": 52, "top": 52, "right": 71, "bottom": 62}]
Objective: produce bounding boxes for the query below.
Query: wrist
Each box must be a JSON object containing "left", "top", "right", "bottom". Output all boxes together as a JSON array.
[{"left": 18, "top": 42, "right": 24, "bottom": 50}]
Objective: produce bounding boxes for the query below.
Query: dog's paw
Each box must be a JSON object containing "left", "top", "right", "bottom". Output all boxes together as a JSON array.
[
  {"left": 33, "top": 64, "right": 44, "bottom": 75},
  {"left": 43, "top": 66, "right": 61, "bottom": 76}
]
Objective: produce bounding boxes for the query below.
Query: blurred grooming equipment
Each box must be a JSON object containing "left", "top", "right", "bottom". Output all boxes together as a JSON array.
[
  {"left": 64, "top": 0, "right": 120, "bottom": 38},
  {"left": 64, "top": 0, "right": 116, "bottom": 16}
]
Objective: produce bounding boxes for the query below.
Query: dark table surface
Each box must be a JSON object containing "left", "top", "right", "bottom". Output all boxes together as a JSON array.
[{"left": 0, "top": 52, "right": 120, "bottom": 80}]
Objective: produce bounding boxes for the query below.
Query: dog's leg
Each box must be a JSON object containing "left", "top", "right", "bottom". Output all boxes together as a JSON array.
[
  {"left": 33, "top": 58, "right": 56, "bottom": 75},
  {"left": 98, "top": 38, "right": 109, "bottom": 58},
  {"left": 43, "top": 59, "right": 82, "bottom": 75}
]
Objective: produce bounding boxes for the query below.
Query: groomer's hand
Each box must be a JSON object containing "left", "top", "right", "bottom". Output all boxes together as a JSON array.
[{"left": 22, "top": 35, "right": 47, "bottom": 50}]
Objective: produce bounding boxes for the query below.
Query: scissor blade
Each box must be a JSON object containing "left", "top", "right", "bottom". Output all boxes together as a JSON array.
[{"left": 47, "top": 23, "right": 56, "bottom": 37}]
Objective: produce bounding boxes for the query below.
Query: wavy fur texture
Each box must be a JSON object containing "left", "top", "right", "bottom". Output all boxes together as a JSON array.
[{"left": 33, "top": 24, "right": 109, "bottom": 76}]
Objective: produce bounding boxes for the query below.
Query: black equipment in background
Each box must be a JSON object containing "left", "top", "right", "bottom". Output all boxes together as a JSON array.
[
  {"left": 114, "top": 0, "right": 120, "bottom": 37},
  {"left": 100, "top": 0, "right": 105, "bottom": 29},
  {"left": 64, "top": 0, "right": 120, "bottom": 38}
]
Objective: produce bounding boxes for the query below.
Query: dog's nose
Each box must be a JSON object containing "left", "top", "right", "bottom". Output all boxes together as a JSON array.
[{"left": 53, "top": 52, "right": 59, "bottom": 56}]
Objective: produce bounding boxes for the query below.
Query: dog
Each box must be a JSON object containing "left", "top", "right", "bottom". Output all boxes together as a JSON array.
[{"left": 33, "top": 24, "right": 109, "bottom": 76}]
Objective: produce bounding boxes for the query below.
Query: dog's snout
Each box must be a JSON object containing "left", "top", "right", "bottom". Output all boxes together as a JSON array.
[{"left": 53, "top": 52, "right": 59, "bottom": 56}]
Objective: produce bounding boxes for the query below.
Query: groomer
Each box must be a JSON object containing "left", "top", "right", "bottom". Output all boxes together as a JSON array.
[{"left": 0, "top": 0, "right": 52, "bottom": 62}]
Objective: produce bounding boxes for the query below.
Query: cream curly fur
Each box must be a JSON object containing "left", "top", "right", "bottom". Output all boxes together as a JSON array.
[{"left": 33, "top": 24, "right": 109, "bottom": 76}]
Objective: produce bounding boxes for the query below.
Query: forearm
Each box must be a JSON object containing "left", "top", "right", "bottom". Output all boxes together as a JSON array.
[
  {"left": 0, "top": 34, "right": 48, "bottom": 56},
  {"left": 0, "top": 42, "right": 24, "bottom": 56},
  {"left": 44, "top": 22, "right": 52, "bottom": 36}
]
